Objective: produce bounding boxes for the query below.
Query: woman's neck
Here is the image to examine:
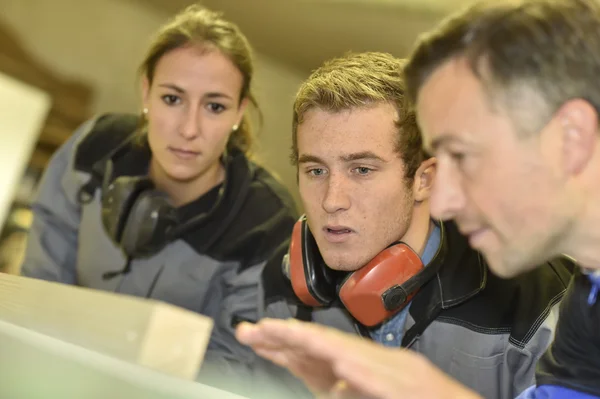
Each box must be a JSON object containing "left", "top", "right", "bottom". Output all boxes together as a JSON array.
[{"left": 149, "top": 159, "right": 225, "bottom": 207}]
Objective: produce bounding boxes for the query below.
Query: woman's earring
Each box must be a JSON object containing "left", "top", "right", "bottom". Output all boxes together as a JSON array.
[
  {"left": 232, "top": 124, "right": 239, "bottom": 131},
  {"left": 143, "top": 108, "right": 149, "bottom": 115}
]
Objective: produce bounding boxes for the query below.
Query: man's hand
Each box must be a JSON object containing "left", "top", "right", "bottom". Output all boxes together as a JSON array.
[{"left": 236, "top": 318, "right": 482, "bottom": 399}]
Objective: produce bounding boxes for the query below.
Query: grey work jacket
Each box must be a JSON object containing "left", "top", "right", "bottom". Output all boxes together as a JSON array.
[
  {"left": 259, "top": 221, "right": 573, "bottom": 399},
  {"left": 20, "top": 114, "right": 298, "bottom": 388}
]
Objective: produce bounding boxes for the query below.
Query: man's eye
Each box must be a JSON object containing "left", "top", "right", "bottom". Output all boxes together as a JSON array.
[
  {"left": 353, "top": 167, "right": 373, "bottom": 175},
  {"left": 448, "top": 152, "right": 466, "bottom": 163},
  {"left": 308, "top": 168, "right": 326, "bottom": 176}
]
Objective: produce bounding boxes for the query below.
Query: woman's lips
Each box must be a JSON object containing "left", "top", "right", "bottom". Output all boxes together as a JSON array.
[{"left": 169, "top": 147, "right": 200, "bottom": 160}]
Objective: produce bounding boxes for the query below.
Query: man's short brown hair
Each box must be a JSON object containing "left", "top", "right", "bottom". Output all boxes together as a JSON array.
[
  {"left": 404, "top": 0, "right": 600, "bottom": 136},
  {"left": 291, "top": 52, "right": 427, "bottom": 181}
]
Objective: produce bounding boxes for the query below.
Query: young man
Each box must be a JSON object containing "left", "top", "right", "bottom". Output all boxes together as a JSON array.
[
  {"left": 237, "top": 1, "right": 600, "bottom": 398},
  {"left": 255, "top": 52, "right": 572, "bottom": 399}
]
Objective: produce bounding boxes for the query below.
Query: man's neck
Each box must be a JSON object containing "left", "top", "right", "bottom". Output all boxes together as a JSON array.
[
  {"left": 565, "top": 209, "right": 600, "bottom": 271},
  {"left": 563, "top": 152, "right": 600, "bottom": 270},
  {"left": 400, "top": 202, "right": 433, "bottom": 257}
]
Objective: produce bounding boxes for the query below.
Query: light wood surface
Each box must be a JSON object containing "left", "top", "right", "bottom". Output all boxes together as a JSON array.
[
  {"left": 0, "top": 318, "right": 248, "bottom": 399},
  {"left": 0, "top": 272, "right": 214, "bottom": 380}
]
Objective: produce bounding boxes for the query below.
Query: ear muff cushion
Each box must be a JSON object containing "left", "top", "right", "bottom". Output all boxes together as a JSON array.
[
  {"left": 120, "top": 190, "right": 174, "bottom": 257},
  {"left": 289, "top": 217, "right": 338, "bottom": 306},
  {"left": 101, "top": 176, "right": 153, "bottom": 243},
  {"left": 338, "top": 243, "right": 423, "bottom": 326},
  {"left": 289, "top": 218, "right": 320, "bottom": 306}
]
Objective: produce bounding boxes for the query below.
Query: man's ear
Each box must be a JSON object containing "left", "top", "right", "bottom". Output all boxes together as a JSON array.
[
  {"left": 412, "top": 157, "right": 437, "bottom": 202},
  {"left": 557, "top": 99, "right": 598, "bottom": 176}
]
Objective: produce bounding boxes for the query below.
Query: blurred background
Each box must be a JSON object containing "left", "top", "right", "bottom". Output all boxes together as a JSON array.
[{"left": 0, "top": 0, "right": 477, "bottom": 275}]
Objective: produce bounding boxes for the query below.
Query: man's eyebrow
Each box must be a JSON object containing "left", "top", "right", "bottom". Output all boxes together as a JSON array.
[
  {"left": 297, "top": 151, "right": 387, "bottom": 165},
  {"left": 426, "top": 135, "right": 466, "bottom": 153},
  {"left": 298, "top": 154, "right": 325, "bottom": 164},
  {"left": 340, "top": 151, "right": 386, "bottom": 163}
]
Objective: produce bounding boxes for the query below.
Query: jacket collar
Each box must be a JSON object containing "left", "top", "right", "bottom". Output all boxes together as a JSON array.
[
  {"left": 263, "top": 220, "right": 487, "bottom": 314},
  {"left": 410, "top": 220, "right": 487, "bottom": 316},
  {"left": 110, "top": 136, "right": 255, "bottom": 253}
]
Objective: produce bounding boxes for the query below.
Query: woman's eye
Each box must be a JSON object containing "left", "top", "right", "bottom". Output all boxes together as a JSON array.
[
  {"left": 161, "top": 94, "right": 181, "bottom": 106},
  {"left": 207, "top": 103, "right": 226, "bottom": 113}
]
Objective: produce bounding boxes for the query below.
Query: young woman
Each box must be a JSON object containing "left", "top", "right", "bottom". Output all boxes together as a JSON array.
[{"left": 20, "top": 4, "right": 298, "bottom": 387}]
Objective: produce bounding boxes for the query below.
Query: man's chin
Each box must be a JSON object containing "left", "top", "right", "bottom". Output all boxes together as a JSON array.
[
  {"left": 321, "top": 255, "right": 364, "bottom": 273},
  {"left": 487, "top": 264, "right": 521, "bottom": 279},
  {"left": 483, "top": 252, "right": 537, "bottom": 279}
]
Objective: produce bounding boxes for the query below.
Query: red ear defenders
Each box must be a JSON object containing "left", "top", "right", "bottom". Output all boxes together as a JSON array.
[{"left": 282, "top": 216, "right": 446, "bottom": 327}]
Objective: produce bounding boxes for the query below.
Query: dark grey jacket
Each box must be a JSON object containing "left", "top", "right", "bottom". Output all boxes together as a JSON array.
[
  {"left": 20, "top": 114, "right": 298, "bottom": 390},
  {"left": 534, "top": 271, "right": 600, "bottom": 397},
  {"left": 260, "top": 221, "right": 574, "bottom": 399}
]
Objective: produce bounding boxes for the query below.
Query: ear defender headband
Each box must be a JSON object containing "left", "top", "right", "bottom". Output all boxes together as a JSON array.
[{"left": 282, "top": 215, "right": 447, "bottom": 327}]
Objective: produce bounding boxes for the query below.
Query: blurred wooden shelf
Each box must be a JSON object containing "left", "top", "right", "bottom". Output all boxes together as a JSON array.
[{"left": 0, "top": 20, "right": 94, "bottom": 171}]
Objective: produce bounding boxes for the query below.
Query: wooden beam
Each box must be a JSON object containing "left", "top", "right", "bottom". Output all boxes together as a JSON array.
[
  {"left": 0, "top": 319, "right": 247, "bottom": 399},
  {"left": 0, "top": 273, "right": 214, "bottom": 380}
]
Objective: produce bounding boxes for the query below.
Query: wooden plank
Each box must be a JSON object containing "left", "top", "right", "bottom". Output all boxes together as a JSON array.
[
  {"left": 0, "top": 273, "right": 214, "bottom": 380},
  {"left": 0, "top": 318, "right": 248, "bottom": 399}
]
